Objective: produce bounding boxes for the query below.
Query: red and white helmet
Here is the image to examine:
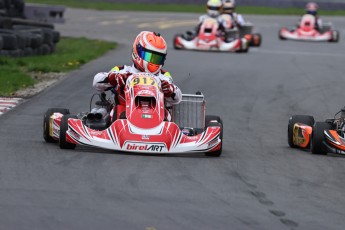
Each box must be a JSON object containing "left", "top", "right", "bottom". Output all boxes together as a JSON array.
[
  {"left": 222, "top": 0, "right": 236, "bottom": 14},
  {"left": 305, "top": 2, "right": 319, "bottom": 15},
  {"left": 132, "top": 31, "right": 167, "bottom": 75}
]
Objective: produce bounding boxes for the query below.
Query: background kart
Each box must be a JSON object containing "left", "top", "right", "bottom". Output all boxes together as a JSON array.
[
  {"left": 279, "top": 14, "right": 339, "bottom": 42},
  {"left": 173, "top": 17, "right": 249, "bottom": 53},
  {"left": 287, "top": 107, "right": 345, "bottom": 155},
  {"left": 43, "top": 73, "right": 223, "bottom": 157},
  {"left": 217, "top": 14, "right": 262, "bottom": 47}
]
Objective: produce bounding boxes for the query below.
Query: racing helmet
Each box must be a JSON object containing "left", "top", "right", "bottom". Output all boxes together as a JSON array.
[
  {"left": 305, "top": 2, "right": 318, "bottom": 16},
  {"left": 207, "top": 0, "right": 222, "bottom": 17},
  {"left": 222, "top": 0, "right": 236, "bottom": 14},
  {"left": 132, "top": 31, "right": 167, "bottom": 75}
]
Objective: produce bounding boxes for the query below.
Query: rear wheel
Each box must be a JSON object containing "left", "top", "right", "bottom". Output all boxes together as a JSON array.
[
  {"left": 279, "top": 28, "right": 286, "bottom": 40},
  {"left": 311, "top": 122, "right": 332, "bottom": 155},
  {"left": 59, "top": 114, "right": 77, "bottom": 149},
  {"left": 43, "top": 108, "right": 70, "bottom": 143},
  {"left": 251, "top": 33, "right": 262, "bottom": 47},
  {"left": 205, "top": 115, "right": 223, "bottom": 157},
  {"left": 330, "top": 30, "right": 339, "bottom": 43},
  {"left": 287, "top": 115, "right": 314, "bottom": 148}
]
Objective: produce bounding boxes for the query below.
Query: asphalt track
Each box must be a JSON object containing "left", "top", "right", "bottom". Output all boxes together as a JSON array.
[{"left": 1, "top": 9, "right": 345, "bottom": 230}]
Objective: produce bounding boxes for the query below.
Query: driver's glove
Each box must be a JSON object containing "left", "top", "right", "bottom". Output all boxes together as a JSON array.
[
  {"left": 108, "top": 72, "right": 131, "bottom": 87},
  {"left": 161, "top": 80, "right": 175, "bottom": 98}
]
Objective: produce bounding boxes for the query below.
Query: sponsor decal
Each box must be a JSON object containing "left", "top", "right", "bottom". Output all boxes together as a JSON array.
[
  {"left": 125, "top": 143, "right": 165, "bottom": 152},
  {"left": 142, "top": 114, "right": 152, "bottom": 119},
  {"left": 142, "top": 135, "right": 150, "bottom": 140}
]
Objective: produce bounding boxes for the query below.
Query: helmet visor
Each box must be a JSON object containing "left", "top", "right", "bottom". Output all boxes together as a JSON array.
[
  {"left": 136, "top": 44, "right": 166, "bottom": 65},
  {"left": 207, "top": 6, "right": 221, "bottom": 11}
]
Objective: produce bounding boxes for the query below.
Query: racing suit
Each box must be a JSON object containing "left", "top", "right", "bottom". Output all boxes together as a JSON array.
[
  {"left": 93, "top": 65, "right": 182, "bottom": 121},
  {"left": 217, "top": 12, "right": 245, "bottom": 42}
]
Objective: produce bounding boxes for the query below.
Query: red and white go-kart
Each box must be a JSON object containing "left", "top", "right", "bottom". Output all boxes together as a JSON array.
[
  {"left": 43, "top": 73, "right": 223, "bottom": 156},
  {"left": 174, "top": 17, "right": 249, "bottom": 52},
  {"left": 279, "top": 14, "right": 339, "bottom": 42}
]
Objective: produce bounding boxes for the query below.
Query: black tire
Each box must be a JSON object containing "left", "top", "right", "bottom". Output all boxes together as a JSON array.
[
  {"left": 205, "top": 115, "right": 223, "bottom": 157},
  {"left": 59, "top": 114, "right": 77, "bottom": 149},
  {"left": 287, "top": 115, "right": 314, "bottom": 148},
  {"left": 52, "top": 30, "right": 60, "bottom": 43},
  {"left": 43, "top": 108, "right": 70, "bottom": 143},
  {"left": 38, "top": 43, "right": 51, "bottom": 55},
  {"left": 0, "top": 35, "right": 3, "bottom": 50},
  {"left": 29, "top": 33, "right": 43, "bottom": 48},
  {"left": 251, "top": 33, "right": 262, "bottom": 47},
  {"left": 279, "top": 28, "right": 286, "bottom": 40},
  {"left": 173, "top": 34, "right": 182, "bottom": 50},
  {"left": 311, "top": 122, "right": 332, "bottom": 155},
  {"left": 0, "top": 33, "right": 18, "bottom": 50},
  {"left": 330, "top": 30, "right": 339, "bottom": 43}
]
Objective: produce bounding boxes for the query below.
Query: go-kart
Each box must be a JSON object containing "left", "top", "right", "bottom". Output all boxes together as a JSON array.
[
  {"left": 279, "top": 14, "right": 339, "bottom": 42},
  {"left": 43, "top": 73, "right": 223, "bottom": 157},
  {"left": 217, "top": 14, "right": 262, "bottom": 47},
  {"left": 173, "top": 17, "right": 249, "bottom": 53},
  {"left": 287, "top": 107, "right": 345, "bottom": 155}
]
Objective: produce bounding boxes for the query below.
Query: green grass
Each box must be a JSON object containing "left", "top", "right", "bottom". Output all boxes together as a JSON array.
[
  {"left": 26, "top": 0, "right": 345, "bottom": 15},
  {"left": 0, "top": 37, "right": 116, "bottom": 96}
]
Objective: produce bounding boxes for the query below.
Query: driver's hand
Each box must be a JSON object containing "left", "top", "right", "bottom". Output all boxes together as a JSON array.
[
  {"left": 108, "top": 72, "right": 130, "bottom": 87},
  {"left": 161, "top": 80, "right": 175, "bottom": 97}
]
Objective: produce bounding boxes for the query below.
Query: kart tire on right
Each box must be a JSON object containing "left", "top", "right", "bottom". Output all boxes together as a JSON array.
[
  {"left": 59, "top": 114, "right": 77, "bottom": 149},
  {"left": 330, "top": 30, "right": 339, "bottom": 43},
  {"left": 311, "top": 122, "right": 332, "bottom": 155},
  {"left": 287, "top": 115, "right": 315, "bottom": 148}
]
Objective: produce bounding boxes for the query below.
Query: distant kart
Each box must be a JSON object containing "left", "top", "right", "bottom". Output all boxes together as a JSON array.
[
  {"left": 279, "top": 14, "right": 339, "bottom": 42},
  {"left": 287, "top": 107, "right": 345, "bottom": 155},
  {"left": 218, "top": 14, "right": 262, "bottom": 47},
  {"left": 43, "top": 73, "right": 223, "bottom": 157},
  {"left": 173, "top": 17, "right": 249, "bottom": 53}
]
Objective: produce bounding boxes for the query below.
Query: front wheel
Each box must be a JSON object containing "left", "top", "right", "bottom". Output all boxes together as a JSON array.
[
  {"left": 173, "top": 34, "right": 182, "bottom": 50},
  {"left": 43, "top": 108, "right": 70, "bottom": 143},
  {"left": 311, "top": 122, "right": 332, "bottom": 155},
  {"left": 279, "top": 28, "right": 286, "bottom": 40},
  {"left": 59, "top": 114, "right": 77, "bottom": 149},
  {"left": 287, "top": 115, "right": 314, "bottom": 148},
  {"left": 205, "top": 115, "right": 223, "bottom": 157}
]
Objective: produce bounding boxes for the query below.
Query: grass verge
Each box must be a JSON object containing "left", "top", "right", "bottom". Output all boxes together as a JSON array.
[
  {"left": 0, "top": 37, "right": 116, "bottom": 96},
  {"left": 26, "top": 0, "right": 345, "bottom": 15}
]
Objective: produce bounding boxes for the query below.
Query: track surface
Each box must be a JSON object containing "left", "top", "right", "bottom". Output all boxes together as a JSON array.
[{"left": 1, "top": 9, "right": 345, "bottom": 230}]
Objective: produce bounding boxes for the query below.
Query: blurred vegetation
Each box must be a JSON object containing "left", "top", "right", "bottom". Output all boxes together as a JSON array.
[
  {"left": 26, "top": 0, "right": 345, "bottom": 15},
  {"left": 0, "top": 37, "right": 116, "bottom": 96}
]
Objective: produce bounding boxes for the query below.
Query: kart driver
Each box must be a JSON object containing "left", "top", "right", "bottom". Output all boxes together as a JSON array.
[
  {"left": 220, "top": 0, "right": 246, "bottom": 28},
  {"left": 93, "top": 31, "right": 182, "bottom": 121},
  {"left": 184, "top": 0, "right": 225, "bottom": 41},
  {"left": 303, "top": 2, "right": 323, "bottom": 31}
]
